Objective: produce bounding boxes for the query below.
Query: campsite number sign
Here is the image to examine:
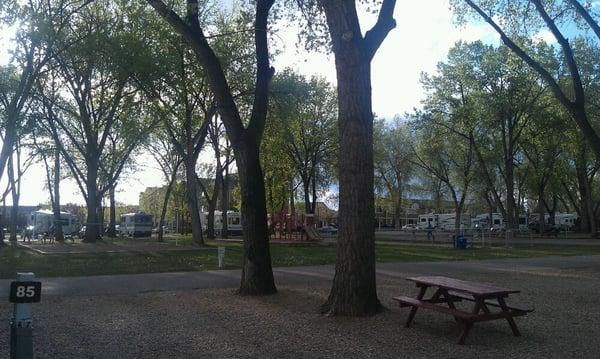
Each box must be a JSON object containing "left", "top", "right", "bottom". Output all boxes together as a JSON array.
[{"left": 9, "top": 281, "right": 42, "bottom": 303}]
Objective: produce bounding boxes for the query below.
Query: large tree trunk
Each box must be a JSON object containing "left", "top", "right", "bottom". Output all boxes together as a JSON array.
[
  {"left": 184, "top": 157, "right": 204, "bottom": 245},
  {"left": 236, "top": 143, "right": 276, "bottom": 295},
  {"left": 221, "top": 170, "right": 229, "bottom": 239},
  {"left": 158, "top": 162, "right": 180, "bottom": 242},
  {"left": 576, "top": 155, "right": 596, "bottom": 234},
  {"left": 84, "top": 159, "right": 101, "bottom": 243},
  {"left": 53, "top": 148, "right": 64, "bottom": 242},
  {"left": 318, "top": 0, "right": 395, "bottom": 316},
  {"left": 8, "top": 156, "right": 19, "bottom": 242},
  {"left": 106, "top": 184, "right": 117, "bottom": 238},
  {"left": 537, "top": 188, "right": 546, "bottom": 235},
  {"left": 302, "top": 174, "right": 311, "bottom": 214},
  {"left": 0, "top": 108, "right": 17, "bottom": 184},
  {"left": 206, "top": 163, "right": 222, "bottom": 239},
  {"left": 321, "top": 60, "right": 380, "bottom": 316},
  {"left": 504, "top": 157, "right": 517, "bottom": 233}
]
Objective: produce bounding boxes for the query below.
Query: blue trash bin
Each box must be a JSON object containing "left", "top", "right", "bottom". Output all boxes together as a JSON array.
[{"left": 456, "top": 235, "right": 467, "bottom": 249}]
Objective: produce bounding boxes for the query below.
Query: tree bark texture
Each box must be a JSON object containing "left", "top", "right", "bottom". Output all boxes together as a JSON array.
[
  {"left": 236, "top": 142, "right": 276, "bottom": 295},
  {"left": 105, "top": 185, "right": 117, "bottom": 238},
  {"left": 318, "top": 0, "right": 396, "bottom": 316},
  {"left": 7, "top": 156, "right": 19, "bottom": 242},
  {"left": 158, "top": 161, "right": 181, "bottom": 242},
  {"left": 53, "top": 148, "right": 64, "bottom": 242},
  {"left": 185, "top": 156, "right": 204, "bottom": 245}
]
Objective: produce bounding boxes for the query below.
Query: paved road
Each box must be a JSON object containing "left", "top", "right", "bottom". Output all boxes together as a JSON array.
[
  {"left": 1, "top": 255, "right": 598, "bottom": 298},
  {"left": 375, "top": 230, "right": 600, "bottom": 246}
]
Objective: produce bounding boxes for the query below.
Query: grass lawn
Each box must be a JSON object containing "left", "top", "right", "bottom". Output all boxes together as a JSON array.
[{"left": 1, "top": 240, "right": 600, "bottom": 279}]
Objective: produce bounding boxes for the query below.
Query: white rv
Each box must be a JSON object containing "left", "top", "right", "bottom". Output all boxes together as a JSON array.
[
  {"left": 203, "top": 211, "right": 243, "bottom": 236},
  {"left": 436, "top": 213, "right": 471, "bottom": 231},
  {"left": 555, "top": 213, "right": 577, "bottom": 230},
  {"left": 417, "top": 214, "right": 437, "bottom": 230},
  {"left": 517, "top": 214, "right": 529, "bottom": 231},
  {"left": 28, "top": 209, "right": 81, "bottom": 236},
  {"left": 471, "top": 213, "right": 504, "bottom": 231},
  {"left": 120, "top": 212, "right": 153, "bottom": 237}
]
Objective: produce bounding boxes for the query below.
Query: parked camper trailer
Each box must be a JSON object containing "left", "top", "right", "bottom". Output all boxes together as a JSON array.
[
  {"left": 518, "top": 215, "right": 529, "bottom": 232},
  {"left": 555, "top": 213, "right": 577, "bottom": 230},
  {"left": 436, "top": 213, "right": 471, "bottom": 231},
  {"left": 120, "top": 212, "right": 153, "bottom": 237},
  {"left": 471, "top": 213, "right": 504, "bottom": 231},
  {"left": 417, "top": 214, "right": 437, "bottom": 230},
  {"left": 28, "top": 209, "right": 80, "bottom": 237},
  {"left": 203, "top": 211, "right": 243, "bottom": 236},
  {"left": 529, "top": 213, "right": 577, "bottom": 232}
]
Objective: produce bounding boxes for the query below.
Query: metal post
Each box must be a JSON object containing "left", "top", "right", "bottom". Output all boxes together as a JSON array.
[
  {"left": 11, "top": 272, "right": 35, "bottom": 359},
  {"left": 218, "top": 247, "right": 225, "bottom": 268}
]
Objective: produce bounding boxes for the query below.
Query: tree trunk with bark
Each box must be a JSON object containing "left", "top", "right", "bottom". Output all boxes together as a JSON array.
[
  {"left": 84, "top": 157, "right": 101, "bottom": 242},
  {"left": 236, "top": 143, "right": 276, "bottom": 295},
  {"left": 185, "top": 156, "right": 204, "bottom": 245},
  {"left": 221, "top": 171, "right": 229, "bottom": 239},
  {"left": 318, "top": 0, "right": 396, "bottom": 316},
  {"left": 158, "top": 161, "right": 181, "bottom": 242},
  {"left": 52, "top": 148, "right": 64, "bottom": 242},
  {"left": 106, "top": 184, "right": 117, "bottom": 238},
  {"left": 7, "top": 156, "right": 19, "bottom": 242}
]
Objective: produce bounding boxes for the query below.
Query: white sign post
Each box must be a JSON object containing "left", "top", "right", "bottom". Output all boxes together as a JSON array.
[{"left": 218, "top": 247, "right": 225, "bottom": 268}]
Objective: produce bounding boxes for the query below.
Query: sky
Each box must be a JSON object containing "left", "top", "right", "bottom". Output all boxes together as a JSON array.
[{"left": 1, "top": 1, "right": 501, "bottom": 207}]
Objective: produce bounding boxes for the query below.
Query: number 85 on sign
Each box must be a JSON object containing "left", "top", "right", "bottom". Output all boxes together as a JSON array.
[{"left": 9, "top": 281, "right": 42, "bottom": 303}]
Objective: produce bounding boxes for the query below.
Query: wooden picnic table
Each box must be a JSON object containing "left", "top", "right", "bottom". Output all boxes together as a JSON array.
[{"left": 393, "top": 276, "right": 532, "bottom": 345}]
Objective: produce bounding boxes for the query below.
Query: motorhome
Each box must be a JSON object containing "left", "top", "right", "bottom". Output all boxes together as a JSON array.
[
  {"left": 417, "top": 214, "right": 437, "bottom": 230},
  {"left": 120, "top": 212, "right": 153, "bottom": 237},
  {"left": 471, "top": 213, "right": 504, "bottom": 231},
  {"left": 555, "top": 213, "right": 577, "bottom": 230},
  {"left": 28, "top": 209, "right": 80, "bottom": 236},
  {"left": 518, "top": 214, "right": 529, "bottom": 231},
  {"left": 529, "top": 213, "right": 578, "bottom": 231},
  {"left": 436, "top": 213, "right": 471, "bottom": 231},
  {"left": 203, "top": 211, "right": 243, "bottom": 236}
]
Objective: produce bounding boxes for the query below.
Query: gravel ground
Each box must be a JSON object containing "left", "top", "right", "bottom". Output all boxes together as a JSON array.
[{"left": 1, "top": 268, "right": 599, "bottom": 358}]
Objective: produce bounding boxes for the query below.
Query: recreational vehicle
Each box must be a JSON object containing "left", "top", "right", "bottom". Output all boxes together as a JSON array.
[
  {"left": 471, "top": 213, "right": 505, "bottom": 231},
  {"left": 202, "top": 211, "right": 243, "bottom": 236},
  {"left": 529, "top": 213, "right": 577, "bottom": 231},
  {"left": 120, "top": 212, "right": 153, "bottom": 237},
  {"left": 555, "top": 213, "right": 577, "bottom": 230},
  {"left": 436, "top": 213, "right": 471, "bottom": 231},
  {"left": 28, "top": 209, "right": 81, "bottom": 237},
  {"left": 417, "top": 214, "right": 437, "bottom": 230},
  {"left": 216, "top": 211, "right": 242, "bottom": 235}
]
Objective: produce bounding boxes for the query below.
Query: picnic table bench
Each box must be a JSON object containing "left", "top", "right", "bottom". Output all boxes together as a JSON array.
[{"left": 393, "top": 276, "right": 533, "bottom": 344}]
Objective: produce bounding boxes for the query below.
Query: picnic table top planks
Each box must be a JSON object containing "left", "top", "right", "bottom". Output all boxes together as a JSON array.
[{"left": 405, "top": 276, "right": 520, "bottom": 297}]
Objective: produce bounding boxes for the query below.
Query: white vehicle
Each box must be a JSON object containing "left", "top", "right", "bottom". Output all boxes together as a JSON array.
[
  {"left": 471, "top": 213, "right": 504, "bottom": 231},
  {"left": 203, "top": 211, "right": 243, "bottom": 236},
  {"left": 555, "top": 213, "right": 577, "bottom": 230},
  {"left": 437, "top": 213, "right": 471, "bottom": 231},
  {"left": 120, "top": 212, "right": 153, "bottom": 237},
  {"left": 417, "top": 214, "right": 438, "bottom": 230},
  {"left": 28, "top": 209, "right": 81, "bottom": 236},
  {"left": 518, "top": 214, "right": 529, "bottom": 231}
]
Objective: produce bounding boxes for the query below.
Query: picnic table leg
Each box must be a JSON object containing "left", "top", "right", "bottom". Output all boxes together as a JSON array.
[
  {"left": 457, "top": 299, "right": 482, "bottom": 345},
  {"left": 457, "top": 322, "right": 473, "bottom": 345},
  {"left": 497, "top": 297, "right": 521, "bottom": 337},
  {"left": 405, "top": 285, "right": 428, "bottom": 328},
  {"left": 439, "top": 289, "right": 460, "bottom": 323}
]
